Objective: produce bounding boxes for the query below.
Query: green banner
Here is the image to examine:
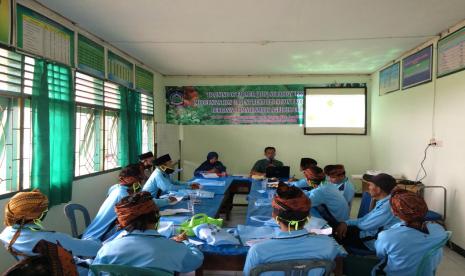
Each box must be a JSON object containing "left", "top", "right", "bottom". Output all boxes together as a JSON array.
[
  {"left": 0, "top": 0, "right": 10, "bottom": 45},
  {"left": 135, "top": 65, "right": 154, "bottom": 93},
  {"left": 166, "top": 84, "right": 365, "bottom": 125},
  {"left": 77, "top": 34, "right": 105, "bottom": 78},
  {"left": 16, "top": 4, "right": 74, "bottom": 66},
  {"left": 108, "top": 51, "right": 133, "bottom": 88}
]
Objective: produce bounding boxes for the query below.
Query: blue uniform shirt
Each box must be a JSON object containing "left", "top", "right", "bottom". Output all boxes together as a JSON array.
[
  {"left": 92, "top": 229, "right": 204, "bottom": 273},
  {"left": 289, "top": 178, "right": 309, "bottom": 189},
  {"left": 374, "top": 222, "right": 447, "bottom": 276},
  {"left": 0, "top": 224, "right": 101, "bottom": 258},
  {"left": 82, "top": 184, "right": 169, "bottom": 241},
  {"left": 243, "top": 229, "right": 346, "bottom": 276},
  {"left": 307, "top": 184, "right": 350, "bottom": 222},
  {"left": 143, "top": 168, "right": 188, "bottom": 197},
  {"left": 346, "top": 195, "right": 400, "bottom": 250},
  {"left": 322, "top": 178, "right": 355, "bottom": 206}
]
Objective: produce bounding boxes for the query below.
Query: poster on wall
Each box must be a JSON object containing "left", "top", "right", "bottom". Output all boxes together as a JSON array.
[
  {"left": 402, "top": 45, "right": 433, "bottom": 90},
  {"left": 438, "top": 26, "right": 465, "bottom": 78},
  {"left": 16, "top": 4, "right": 74, "bottom": 66},
  {"left": 77, "top": 34, "right": 105, "bottom": 78},
  {"left": 165, "top": 83, "right": 366, "bottom": 125},
  {"left": 0, "top": 0, "right": 11, "bottom": 46},
  {"left": 379, "top": 62, "right": 400, "bottom": 95},
  {"left": 108, "top": 50, "right": 133, "bottom": 88}
]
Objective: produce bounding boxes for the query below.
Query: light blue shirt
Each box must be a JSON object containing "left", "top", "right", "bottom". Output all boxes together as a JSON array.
[
  {"left": 307, "top": 184, "right": 349, "bottom": 222},
  {"left": 289, "top": 178, "right": 309, "bottom": 188},
  {"left": 0, "top": 224, "right": 101, "bottom": 258},
  {"left": 82, "top": 184, "right": 169, "bottom": 241},
  {"left": 143, "top": 168, "right": 188, "bottom": 197},
  {"left": 374, "top": 222, "right": 447, "bottom": 276},
  {"left": 322, "top": 178, "right": 355, "bottom": 206},
  {"left": 243, "top": 229, "right": 346, "bottom": 276},
  {"left": 346, "top": 195, "right": 400, "bottom": 250},
  {"left": 92, "top": 229, "right": 204, "bottom": 273}
]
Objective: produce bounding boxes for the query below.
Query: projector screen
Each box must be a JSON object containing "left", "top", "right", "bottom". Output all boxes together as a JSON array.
[{"left": 304, "top": 87, "right": 367, "bottom": 135}]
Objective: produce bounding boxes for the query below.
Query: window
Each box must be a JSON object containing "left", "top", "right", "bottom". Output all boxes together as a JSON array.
[
  {"left": 74, "top": 72, "right": 124, "bottom": 176},
  {"left": 0, "top": 48, "right": 33, "bottom": 195},
  {"left": 141, "top": 93, "right": 154, "bottom": 153},
  {"left": 304, "top": 87, "right": 367, "bottom": 135}
]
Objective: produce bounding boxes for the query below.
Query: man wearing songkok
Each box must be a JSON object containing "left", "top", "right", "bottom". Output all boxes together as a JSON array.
[
  {"left": 138, "top": 151, "right": 155, "bottom": 183},
  {"left": 0, "top": 190, "right": 100, "bottom": 275},
  {"left": 323, "top": 164, "right": 355, "bottom": 207},
  {"left": 373, "top": 189, "right": 447, "bottom": 276},
  {"left": 250, "top": 146, "right": 284, "bottom": 176},
  {"left": 335, "top": 173, "right": 400, "bottom": 252},
  {"left": 304, "top": 164, "right": 349, "bottom": 226},
  {"left": 92, "top": 192, "right": 204, "bottom": 273},
  {"left": 143, "top": 154, "right": 200, "bottom": 197},
  {"left": 82, "top": 164, "right": 172, "bottom": 241},
  {"left": 243, "top": 183, "right": 346, "bottom": 276},
  {"left": 288, "top": 157, "right": 318, "bottom": 188},
  {"left": 194, "top": 151, "right": 227, "bottom": 176}
]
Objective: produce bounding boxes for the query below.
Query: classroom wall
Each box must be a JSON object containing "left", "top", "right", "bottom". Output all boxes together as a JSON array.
[
  {"left": 0, "top": 171, "right": 119, "bottom": 272},
  {"left": 164, "top": 75, "right": 371, "bottom": 190},
  {"left": 371, "top": 66, "right": 465, "bottom": 249}
]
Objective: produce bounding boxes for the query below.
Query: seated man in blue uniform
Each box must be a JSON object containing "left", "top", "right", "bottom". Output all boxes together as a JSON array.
[
  {"left": 0, "top": 190, "right": 101, "bottom": 274},
  {"left": 138, "top": 151, "right": 155, "bottom": 184},
  {"left": 194, "top": 151, "right": 227, "bottom": 176},
  {"left": 335, "top": 173, "right": 400, "bottom": 252},
  {"left": 243, "top": 183, "right": 346, "bottom": 276},
  {"left": 323, "top": 164, "right": 355, "bottom": 207},
  {"left": 82, "top": 164, "right": 172, "bottom": 241},
  {"left": 288, "top": 157, "right": 318, "bottom": 188},
  {"left": 374, "top": 189, "right": 447, "bottom": 276},
  {"left": 143, "top": 154, "right": 200, "bottom": 198},
  {"left": 304, "top": 164, "right": 350, "bottom": 227},
  {"left": 92, "top": 191, "right": 204, "bottom": 273},
  {"left": 250, "top": 146, "right": 284, "bottom": 177}
]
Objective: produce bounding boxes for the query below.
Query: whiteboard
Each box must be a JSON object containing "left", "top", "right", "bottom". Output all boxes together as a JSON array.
[{"left": 155, "top": 123, "right": 181, "bottom": 161}]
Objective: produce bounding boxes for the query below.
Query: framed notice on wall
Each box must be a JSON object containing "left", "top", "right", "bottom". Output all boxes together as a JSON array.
[
  {"left": 108, "top": 50, "right": 133, "bottom": 88},
  {"left": 438, "top": 26, "right": 465, "bottom": 78},
  {"left": 379, "top": 62, "right": 400, "bottom": 95},
  {"left": 0, "top": 0, "right": 11, "bottom": 46},
  {"left": 16, "top": 4, "right": 74, "bottom": 66},
  {"left": 77, "top": 34, "right": 105, "bottom": 78},
  {"left": 402, "top": 45, "right": 433, "bottom": 90}
]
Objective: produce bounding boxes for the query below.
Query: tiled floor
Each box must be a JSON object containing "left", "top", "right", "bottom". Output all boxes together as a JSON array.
[{"left": 181, "top": 195, "right": 465, "bottom": 276}]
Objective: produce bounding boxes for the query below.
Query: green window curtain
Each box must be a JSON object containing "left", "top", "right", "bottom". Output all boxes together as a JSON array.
[
  {"left": 31, "top": 61, "right": 75, "bottom": 206},
  {"left": 118, "top": 86, "right": 129, "bottom": 167},
  {"left": 127, "top": 89, "right": 142, "bottom": 164}
]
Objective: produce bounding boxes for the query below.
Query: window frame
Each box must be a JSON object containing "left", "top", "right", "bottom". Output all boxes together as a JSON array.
[{"left": 140, "top": 91, "right": 155, "bottom": 153}]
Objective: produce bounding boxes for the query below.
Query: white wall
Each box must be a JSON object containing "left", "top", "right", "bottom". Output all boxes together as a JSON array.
[
  {"left": 164, "top": 75, "right": 371, "bottom": 190},
  {"left": 0, "top": 171, "right": 119, "bottom": 272},
  {"left": 371, "top": 65, "right": 465, "bottom": 249}
]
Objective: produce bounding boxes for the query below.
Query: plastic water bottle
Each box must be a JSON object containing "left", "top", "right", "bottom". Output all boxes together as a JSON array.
[{"left": 261, "top": 178, "right": 268, "bottom": 191}]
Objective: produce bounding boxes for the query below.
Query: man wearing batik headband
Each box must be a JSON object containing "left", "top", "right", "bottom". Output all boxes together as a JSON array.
[
  {"left": 243, "top": 183, "right": 346, "bottom": 276},
  {"left": 83, "top": 164, "right": 173, "bottom": 242},
  {"left": 288, "top": 157, "right": 318, "bottom": 188},
  {"left": 373, "top": 189, "right": 447, "bottom": 276},
  {"left": 143, "top": 154, "right": 200, "bottom": 198},
  {"left": 323, "top": 164, "right": 355, "bottom": 207},
  {"left": 302, "top": 164, "right": 349, "bottom": 226},
  {"left": 92, "top": 192, "right": 203, "bottom": 273},
  {"left": 0, "top": 190, "right": 100, "bottom": 274}
]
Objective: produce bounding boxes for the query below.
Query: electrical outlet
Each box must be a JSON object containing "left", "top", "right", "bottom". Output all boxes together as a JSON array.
[{"left": 429, "top": 138, "right": 443, "bottom": 147}]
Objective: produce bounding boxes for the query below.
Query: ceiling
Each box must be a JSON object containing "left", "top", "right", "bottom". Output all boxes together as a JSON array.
[{"left": 38, "top": 0, "right": 465, "bottom": 76}]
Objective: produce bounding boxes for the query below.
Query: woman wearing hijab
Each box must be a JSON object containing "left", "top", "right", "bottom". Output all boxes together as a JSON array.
[
  {"left": 373, "top": 189, "right": 447, "bottom": 276},
  {"left": 0, "top": 190, "right": 101, "bottom": 275},
  {"left": 194, "top": 151, "right": 227, "bottom": 176},
  {"left": 243, "top": 183, "right": 346, "bottom": 276},
  {"left": 92, "top": 191, "right": 204, "bottom": 273}
]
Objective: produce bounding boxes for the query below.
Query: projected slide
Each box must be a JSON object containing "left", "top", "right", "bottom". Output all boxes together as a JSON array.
[{"left": 304, "top": 87, "right": 366, "bottom": 135}]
